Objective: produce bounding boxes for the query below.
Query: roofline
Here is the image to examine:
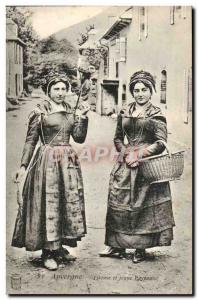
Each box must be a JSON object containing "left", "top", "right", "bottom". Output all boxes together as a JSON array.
[
  {"left": 6, "top": 37, "right": 26, "bottom": 47},
  {"left": 6, "top": 18, "right": 17, "bottom": 25},
  {"left": 99, "top": 16, "right": 132, "bottom": 41},
  {"left": 79, "top": 44, "right": 97, "bottom": 50}
]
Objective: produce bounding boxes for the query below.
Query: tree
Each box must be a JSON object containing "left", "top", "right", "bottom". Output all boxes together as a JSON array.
[
  {"left": 39, "top": 35, "right": 58, "bottom": 54},
  {"left": 77, "top": 24, "right": 108, "bottom": 71},
  {"left": 77, "top": 24, "right": 95, "bottom": 46},
  {"left": 31, "top": 35, "right": 78, "bottom": 88}
]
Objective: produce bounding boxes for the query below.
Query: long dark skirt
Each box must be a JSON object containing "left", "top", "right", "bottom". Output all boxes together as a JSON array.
[
  {"left": 12, "top": 144, "right": 86, "bottom": 251},
  {"left": 105, "top": 160, "right": 175, "bottom": 249}
]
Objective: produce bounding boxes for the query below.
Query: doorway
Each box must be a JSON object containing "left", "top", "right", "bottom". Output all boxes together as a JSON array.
[{"left": 101, "top": 80, "right": 119, "bottom": 115}]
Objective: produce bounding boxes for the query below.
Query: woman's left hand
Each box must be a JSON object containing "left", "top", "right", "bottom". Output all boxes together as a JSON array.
[
  {"left": 80, "top": 103, "right": 90, "bottom": 115},
  {"left": 125, "top": 154, "right": 139, "bottom": 168}
]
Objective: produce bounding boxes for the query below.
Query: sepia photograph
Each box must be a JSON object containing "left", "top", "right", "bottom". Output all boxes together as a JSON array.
[{"left": 6, "top": 5, "right": 193, "bottom": 295}]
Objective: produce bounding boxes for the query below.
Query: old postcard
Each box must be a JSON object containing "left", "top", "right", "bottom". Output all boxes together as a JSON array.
[{"left": 6, "top": 5, "right": 193, "bottom": 295}]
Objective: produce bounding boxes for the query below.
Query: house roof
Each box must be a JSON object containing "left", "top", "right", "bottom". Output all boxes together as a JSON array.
[
  {"left": 6, "top": 18, "right": 16, "bottom": 25},
  {"left": 100, "top": 8, "right": 132, "bottom": 40},
  {"left": 79, "top": 39, "right": 97, "bottom": 50},
  {"left": 79, "top": 29, "right": 98, "bottom": 51},
  {"left": 6, "top": 37, "right": 26, "bottom": 47}
]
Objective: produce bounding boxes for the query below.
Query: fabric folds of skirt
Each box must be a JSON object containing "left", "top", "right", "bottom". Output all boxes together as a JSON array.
[
  {"left": 12, "top": 144, "right": 87, "bottom": 251},
  {"left": 105, "top": 160, "right": 175, "bottom": 249}
]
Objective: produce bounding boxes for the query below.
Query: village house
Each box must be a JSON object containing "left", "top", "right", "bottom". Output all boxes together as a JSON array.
[
  {"left": 96, "top": 6, "right": 192, "bottom": 146},
  {"left": 6, "top": 18, "right": 25, "bottom": 100}
]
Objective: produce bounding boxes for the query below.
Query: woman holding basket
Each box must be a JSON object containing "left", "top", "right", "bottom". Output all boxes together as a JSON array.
[{"left": 99, "top": 71, "right": 175, "bottom": 263}]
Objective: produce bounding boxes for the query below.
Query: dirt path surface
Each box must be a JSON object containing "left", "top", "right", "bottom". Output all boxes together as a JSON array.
[{"left": 6, "top": 96, "right": 192, "bottom": 295}]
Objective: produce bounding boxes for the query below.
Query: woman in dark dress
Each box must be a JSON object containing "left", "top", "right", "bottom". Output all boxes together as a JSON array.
[
  {"left": 12, "top": 73, "right": 89, "bottom": 270},
  {"left": 99, "top": 71, "right": 175, "bottom": 263}
]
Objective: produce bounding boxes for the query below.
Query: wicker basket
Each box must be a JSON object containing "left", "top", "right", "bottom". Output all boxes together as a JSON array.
[{"left": 139, "top": 141, "right": 185, "bottom": 184}]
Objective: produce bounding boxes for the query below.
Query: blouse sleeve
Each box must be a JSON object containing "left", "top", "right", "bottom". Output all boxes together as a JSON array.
[
  {"left": 114, "top": 113, "right": 128, "bottom": 157},
  {"left": 71, "top": 115, "right": 88, "bottom": 144},
  {"left": 20, "top": 112, "right": 40, "bottom": 169},
  {"left": 141, "top": 117, "right": 167, "bottom": 158}
]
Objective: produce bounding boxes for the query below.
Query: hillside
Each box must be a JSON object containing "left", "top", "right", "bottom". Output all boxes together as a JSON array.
[
  {"left": 53, "top": 6, "right": 128, "bottom": 47},
  {"left": 31, "top": 6, "right": 129, "bottom": 87}
]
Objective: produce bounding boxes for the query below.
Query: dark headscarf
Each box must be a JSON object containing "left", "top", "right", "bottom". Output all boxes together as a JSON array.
[
  {"left": 129, "top": 70, "right": 156, "bottom": 96},
  {"left": 42, "top": 72, "right": 70, "bottom": 96}
]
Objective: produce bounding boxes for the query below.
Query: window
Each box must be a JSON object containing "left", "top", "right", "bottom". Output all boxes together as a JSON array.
[
  {"left": 19, "top": 46, "right": 21, "bottom": 64},
  {"left": 175, "top": 6, "right": 182, "bottom": 19},
  {"left": 104, "top": 53, "right": 108, "bottom": 76},
  {"left": 120, "top": 37, "right": 127, "bottom": 62},
  {"left": 8, "top": 60, "right": 11, "bottom": 75},
  {"left": 116, "top": 38, "right": 120, "bottom": 53},
  {"left": 138, "top": 6, "right": 148, "bottom": 40},
  {"left": 18, "top": 74, "right": 21, "bottom": 93},
  {"left": 170, "top": 6, "right": 175, "bottom": 25},
  {"left": 7, "top": 60, "right": 11, "bottom": 96},
  {"left": 182, "top": 6, "right": 187, "bottom": 19},
  {"left": 141, "top": 23, "right": 145, "bottom": 31},
  {"left": 112, "top": 36, "right": 127, "bottom": 62},
  {"left": 160, "top": 70, "right": 167, "bottom": 104},
  {"left": 122, "top": 84, "right": 126, "bottom": 102},
  {"left": 14, "top": 44, "right": 20, "bottom": 64},
  {"left": 188, "top": 68, "right": 192, "bottom": 112},
  {"left": 17, "top": 45, "right": 19, "bottom": 64},
  {"left": 183, "top": 67, "right": 192, "bottom": 124},
  {"left": 115, "top": 62, "right": 119, "bottom": 78},
  {"left": 14, "top": 43, "right": 18, "bottom": 64},
  {"left": 170, "top": 6, "right": 186, "bottom": 24},
  {"left": 15, "top": 74, "right": 17, "bottom": 94},
  {"left": 140, "top": 7, "right": 145, "bottom": 16},
  {"left": 115, "top": 38, "right": 120, "bottom": 61}
]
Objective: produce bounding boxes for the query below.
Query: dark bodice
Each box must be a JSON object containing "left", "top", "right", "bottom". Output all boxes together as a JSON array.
[
  {"left": 41, "top": 112, "right": 74, "bottom": 145},
  {"left": 114, "top": 102, "right": 167, "bottom": 159},
  {"left": 21, "top": 109, "right": 88, "bottom": 168},
  {"left": 122, "top": 116, "right": 156, "bottom": 146}
]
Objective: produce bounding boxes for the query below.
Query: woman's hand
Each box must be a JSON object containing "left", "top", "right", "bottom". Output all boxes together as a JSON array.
[
  {"left": 81, "top": 104, "right": 90, "bottom": 115},
  {"left": 79, "top": 102, "right": 90, "bottom": 115},
  {"left": 125, "top": 154, "right": 139, "bottom": 168},
  {"left": 14, "top": 166, "right": 26, "bottom": 183}
]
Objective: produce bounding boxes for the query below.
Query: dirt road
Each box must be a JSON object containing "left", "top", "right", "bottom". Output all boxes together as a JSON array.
[{"left": 6, "top": 96, "right": 192, "bottom": 294}]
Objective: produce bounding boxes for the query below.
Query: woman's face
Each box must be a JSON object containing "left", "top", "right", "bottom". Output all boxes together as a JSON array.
[
  {"left": 49, "top": 81, "right": 67, "bottom": 104},
  {"left": 133, "top": 82, "right": 151, "bottom": 106}
]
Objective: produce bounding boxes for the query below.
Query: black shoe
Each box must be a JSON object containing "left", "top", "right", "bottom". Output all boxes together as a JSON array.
[
  {"left": 55, "top": 247, "right": 76, "bottom": 263},
  {"left": 99, "top": 246, "right": 125, "bottom": 258},
  {"left": 132, "top": 249, "right": 146, "bottom": 263}
]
